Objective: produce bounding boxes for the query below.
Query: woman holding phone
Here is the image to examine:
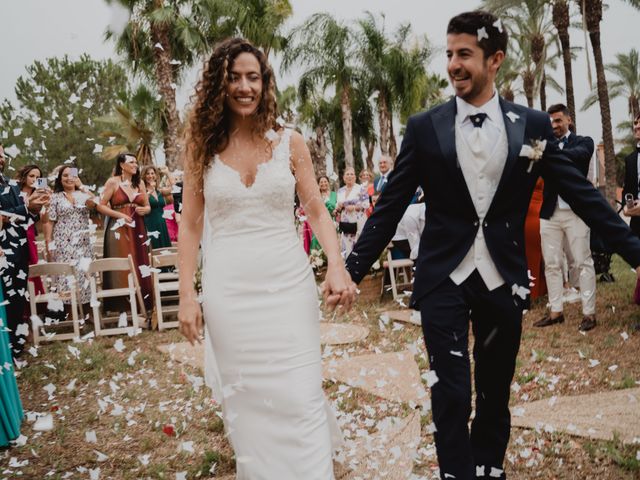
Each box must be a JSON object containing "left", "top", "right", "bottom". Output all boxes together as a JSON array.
[
  {"left": 15, "top": 165, "right": 45, "bottom": 301},
  {"left": 44, "top": 166, "right": 97, "bottom": 309}
]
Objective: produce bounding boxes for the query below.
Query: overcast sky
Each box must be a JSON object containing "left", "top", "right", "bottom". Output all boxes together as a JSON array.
[{"left": 3, "top": 0, "right": 640, "bottom": 159}]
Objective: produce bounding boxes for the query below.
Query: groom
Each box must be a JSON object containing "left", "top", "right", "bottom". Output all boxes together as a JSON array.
[{"left": 345, "top": 11, "right": 640, "bottom": 480}]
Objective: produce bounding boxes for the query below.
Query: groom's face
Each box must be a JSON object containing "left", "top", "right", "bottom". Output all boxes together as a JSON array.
[{"left": 447, "top": 33, "right": 501, "bottom": 104}]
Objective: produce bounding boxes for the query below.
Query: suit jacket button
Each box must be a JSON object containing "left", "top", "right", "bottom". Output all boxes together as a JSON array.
[
  {"left": 473, "top": 220, "right": 479, "bottom": 226},
  {"left": 483, "top": 222, "right": 488, "bottom": 227}
]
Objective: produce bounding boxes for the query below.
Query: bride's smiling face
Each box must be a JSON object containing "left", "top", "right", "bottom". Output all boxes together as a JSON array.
[{"left": 226, "top": 52, "right": 263, "bottom": 118}]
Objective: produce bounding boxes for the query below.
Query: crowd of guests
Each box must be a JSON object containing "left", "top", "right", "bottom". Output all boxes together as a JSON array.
[
  {"left": 301, "top": 155, "right": 426, "bottom": 262},
  {"left": 0, "top": 149, "right": 184, "bottom": 356}
]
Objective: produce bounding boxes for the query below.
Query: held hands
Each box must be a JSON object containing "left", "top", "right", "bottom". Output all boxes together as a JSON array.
[
  {"left": 321, "top": 263, "right": 357, "bottom": 312},
  {"left": 178, "top": 295, "right": 203, "bottom": 346}
]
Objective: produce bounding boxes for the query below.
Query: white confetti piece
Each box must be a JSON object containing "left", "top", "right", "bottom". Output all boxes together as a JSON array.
[
  {"left": 477, "top": 26, "right": 489, "bottom": 41},
  {"left": 85, "top": 430, "right": 97, "bottom": 443},
  {"left": 33, "top": 414, "right": 54, "bottom": 431},
  {"left": 113, "top": 339, "right": 125, "bottom": 353},
  {"left": 422, "top": 370, "right": 439, "bottom": 387},
  {"left": 506, "top": 111, "right": 520, "bottom": 123}
]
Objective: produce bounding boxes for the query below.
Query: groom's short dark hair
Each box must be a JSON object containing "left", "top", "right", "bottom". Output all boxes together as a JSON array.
[{"left": 447, "top": 11, "right": 508, "bottom": 59}]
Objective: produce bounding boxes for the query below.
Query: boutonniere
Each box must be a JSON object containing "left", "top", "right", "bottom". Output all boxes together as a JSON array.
[{"left": 520, "top": 139, "right": 547, "bottom": 173}]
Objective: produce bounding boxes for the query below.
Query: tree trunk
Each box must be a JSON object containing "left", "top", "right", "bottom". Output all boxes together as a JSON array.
[
  {"left": 539, "top": 69, "right": 547, "bottom": 112},
  {"left": 630, "top": 94, "right": 639, "bottom": 120},
  {"left": 377, "top": 93, "right": 390, "bottom": 156},
  {"left": 588, "top": 24, "right": 617, "bottom": 204},
  {"left": 389, "top": 119, "right": 397, "bottom": 160},
  {"left": 556, "top": 23, "right": 577, "bottom": 129},
  {"left": 523, "top": 71, "right": 535, "bottom": 108},
  {"left": 307, "top": 126, "right": 327, "bottom": 177},
  {"left": 340, "top": 85, "right": 355, "bottom": 170},
  {"left": 150, "top": 1, "right": 180, "bottom": 169},
  {"left": 501, "top": 86, "right": 515, "bottom": 102},
  {"left": 365, "top": 139, "right": 375, "bottom": 172}
]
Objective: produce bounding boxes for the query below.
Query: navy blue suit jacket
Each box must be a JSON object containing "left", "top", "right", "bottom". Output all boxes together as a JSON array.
[
  {"left": 539, "top": 132, "right": 594, "bottom": 219},
  {"left": 345, "top": 97, "right": 640, "bottom": 308}
]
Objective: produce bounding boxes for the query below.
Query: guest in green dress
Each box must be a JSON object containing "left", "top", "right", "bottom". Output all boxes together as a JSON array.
[
  {"left": 0, "top": 235, "right": 24, "bottom": 447},
  {"left": 141, "top": 165, "right": 174, "bottom": 250},
  {"left": 310, "top": 175, "right": 338, "bottom": 252}
]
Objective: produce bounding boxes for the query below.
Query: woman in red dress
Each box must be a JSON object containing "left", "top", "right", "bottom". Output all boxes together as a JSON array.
[
  {"left": 96, "top": 153, "right": 153, "bottom": 315},
  {"left": 524, "top": 177, "right": 547, "bottom": 299}
]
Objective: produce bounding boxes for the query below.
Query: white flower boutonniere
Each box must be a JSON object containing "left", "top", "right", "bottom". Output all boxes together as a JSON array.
[{"left": 520, "top": 139, "right": 547, "bottom": 173}]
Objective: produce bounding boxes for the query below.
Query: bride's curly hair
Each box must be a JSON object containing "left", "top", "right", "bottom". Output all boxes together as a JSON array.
[{"left": 182, "top": 38, "right": 279, "bottom": 189}]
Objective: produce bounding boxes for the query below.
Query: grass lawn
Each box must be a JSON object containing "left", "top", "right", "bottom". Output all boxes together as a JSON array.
[{"left": 2, "top": 256, "right": 639, "bottom": 479}]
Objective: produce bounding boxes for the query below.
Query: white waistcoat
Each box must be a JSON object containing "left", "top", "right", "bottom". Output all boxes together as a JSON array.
[{"left": 449, "top": 121, "right": 509, "bottom": 290}]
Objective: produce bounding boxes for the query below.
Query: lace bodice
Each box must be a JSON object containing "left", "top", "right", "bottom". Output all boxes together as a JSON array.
[{"left": 203, "top": 129, "right": 296, "bottom": 242}]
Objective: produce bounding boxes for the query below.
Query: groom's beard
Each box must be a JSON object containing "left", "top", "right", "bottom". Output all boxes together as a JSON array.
[{"left": 451, "top": 68, "right": 490, "bottom": 103}]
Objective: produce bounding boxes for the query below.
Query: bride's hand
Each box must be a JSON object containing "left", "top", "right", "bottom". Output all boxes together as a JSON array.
[
  {"left": 178, "top": 296, "right": 203, "bottom": 345},
  {"left": 322, "top": 264, "right": 357, "bottom": 311}
]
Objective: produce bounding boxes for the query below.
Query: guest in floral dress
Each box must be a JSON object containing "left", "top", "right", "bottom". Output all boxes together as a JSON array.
[
  {"left": 335, "top": 167, "right": 369, "bottom": 257},
  {"left": 44, "top": 166, "right": 96, "bottom": 309}
]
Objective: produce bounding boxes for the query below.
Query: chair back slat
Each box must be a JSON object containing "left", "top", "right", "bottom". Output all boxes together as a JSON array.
[
  {"left": 88, "top": 257, "right": 132, "bottom": 274},
  {"left": 152, "top": 253, "right": 178, "bottom": 269},
  {"left": 29, "top": 262, "right": 74, "bottom": 278}
]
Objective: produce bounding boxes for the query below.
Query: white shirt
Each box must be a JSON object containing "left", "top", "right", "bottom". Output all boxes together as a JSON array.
[
  {"left": 450, "top": 92, "right": 508, "bottom": 291},
  {"left": 556, "top": 132, "right": 572, "bottom": 210},
  {"left": 392, "top": 203, "right": 426, "bottom": 260}
]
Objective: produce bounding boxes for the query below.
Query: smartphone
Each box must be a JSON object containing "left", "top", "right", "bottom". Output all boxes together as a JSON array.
[
  {"left": 625, "top": 193, "right": 635, "bottom": 209},
  {"left": 69, "top": 168, "right": 78, "bottom": 178},
  {"left": 35, "top": 178, "right": 48, "bottom": 190}
]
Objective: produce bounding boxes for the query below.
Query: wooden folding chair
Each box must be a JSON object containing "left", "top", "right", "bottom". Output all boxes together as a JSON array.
[
  {"left": 88, "top": 255, "right": 141, "bottom": 336},
  {"left": 151, "top": 252, "right": 180, "bottom": 330},
  {"left": 381, "top": 245, "right": 414, "bottom": 301},
  {"left": 28, "top": 263, "right": 82, "bottom": 345}
]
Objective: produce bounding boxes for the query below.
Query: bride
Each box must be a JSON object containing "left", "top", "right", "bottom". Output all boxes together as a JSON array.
[{"left": 177, "top": 38, "right": 356, "bottom": 478}]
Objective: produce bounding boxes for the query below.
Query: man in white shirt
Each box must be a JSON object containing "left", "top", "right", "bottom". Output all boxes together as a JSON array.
[
  {"left": 392, "top": 199, "right": 426, "bottom": 260},
  {"left": 535, "top": 104, "right": 596, "bottom": 331}
]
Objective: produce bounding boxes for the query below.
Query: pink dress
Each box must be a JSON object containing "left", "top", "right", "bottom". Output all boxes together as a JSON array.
[{"left": 163, "top": 204, "right": 179, "bottom": 243}]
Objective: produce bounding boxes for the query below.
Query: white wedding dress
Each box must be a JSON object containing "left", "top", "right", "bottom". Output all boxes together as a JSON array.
[{"left": 201, "top": 129, "right": 342, "bottom": 479}]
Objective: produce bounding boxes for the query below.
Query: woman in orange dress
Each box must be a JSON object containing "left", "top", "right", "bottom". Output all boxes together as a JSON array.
[{"left": 524, "top": 177, "right": 547, "bottom": 299}]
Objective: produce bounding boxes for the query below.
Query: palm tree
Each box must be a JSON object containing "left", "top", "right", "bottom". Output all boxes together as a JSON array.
[
  {"left": 551, "top": 0, "right": 578, "bottom": 126},
  {"left": 582, "top": 48, "right": 640, "bottom": 122},
  {"left": 283, "top": 13, "right": 360, "bottom": 170},
  {"left": 580, "top": 0, "right": 640, "bottom": 203},
  {"left": 356, "top": 14, "right": 436, "bottom": 159},
  {"left": 97, "top": 84, "right": 162, "bottom": 165},
  {"left": 483, "top": 0, "right": 560, "bottom": 110},
  {"left": 105, "top": 0, "right": 291, "bottom": 169},
  {"left": 225, "top": 0, "right": 292, "bottom": 59}
]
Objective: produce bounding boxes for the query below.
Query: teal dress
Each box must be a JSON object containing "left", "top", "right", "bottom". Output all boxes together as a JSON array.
[
  {"left": 144, "top": 190, "right": 173, "bottom": 250},
  {"left": 0, "top": 282, "right": 23, "bottom": 446}
]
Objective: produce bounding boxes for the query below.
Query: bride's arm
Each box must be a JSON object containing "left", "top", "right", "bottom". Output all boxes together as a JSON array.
[
  {"left": 290, "top": 131, "right": 356, "bottom": 310},
  {"left": 178, "top": 155, "right": 205, "bottom": 345}
]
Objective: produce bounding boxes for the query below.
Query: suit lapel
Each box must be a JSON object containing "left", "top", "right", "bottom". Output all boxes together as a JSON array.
[
  {"left": 432, "top": 98, "right": 475, "bottom": 211},
  {"left": 491, "top": 98, "right": 527, "bottom": 199}
]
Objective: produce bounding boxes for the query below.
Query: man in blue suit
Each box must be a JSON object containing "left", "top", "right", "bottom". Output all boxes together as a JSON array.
[{"left": 345, "top": 11, "right": 640, "bottom": 480}]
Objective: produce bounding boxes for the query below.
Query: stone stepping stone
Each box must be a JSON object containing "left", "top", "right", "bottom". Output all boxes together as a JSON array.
[
  {"left": 320, "top": 323, "right": 370, "bottom": 345},
  {"left": 340, "top": 411, "right": 422, "bottom": 480},
  {"left": 323, "top": 351, "right": 427, "bottom": 404},
  {"left": 511, "top": 387, "right": 640, "bottom": 444},
  {"left": 157, "top": 342, "right": 203, "bottom": 370},
  {"left": 384, "top": 309, "right": 421, "bottom": 326}
]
